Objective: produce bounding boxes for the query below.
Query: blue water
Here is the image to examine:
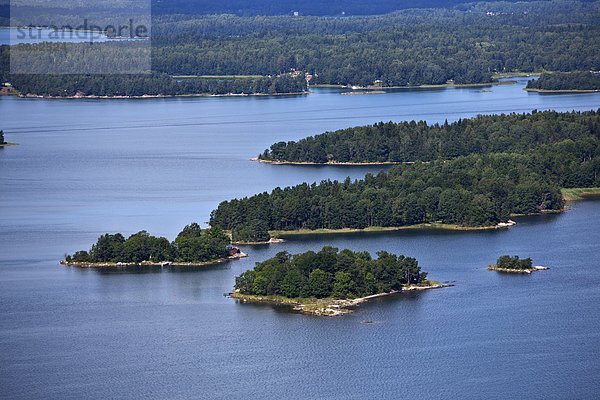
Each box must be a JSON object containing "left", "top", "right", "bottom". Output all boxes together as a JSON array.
[{"left": 1, "top": 79, "right": 599, "bottom": 399}]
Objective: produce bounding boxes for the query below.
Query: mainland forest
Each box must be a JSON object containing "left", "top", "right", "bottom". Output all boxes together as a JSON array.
[
  {"left": 234, "top": 247, "right": 428, "bottom": 299},
  {"left": 1, "top": 1, "right": 600, "bottom": 96}
]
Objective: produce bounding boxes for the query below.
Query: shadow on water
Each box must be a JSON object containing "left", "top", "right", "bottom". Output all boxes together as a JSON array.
[{"left": 83, "top": 263, "right": 233, "bottom": 275}]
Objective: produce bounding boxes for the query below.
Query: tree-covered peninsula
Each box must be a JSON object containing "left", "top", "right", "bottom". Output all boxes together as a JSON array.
[
  {"left": 2, "top": 69, "right": 307, "bottom": 98},
  {"left": 526, "top": 72, "right": 600, "bottom": 92},
  {"left": 212, "top": 134, "right": 600, "bottom": 241},
  {"left": 488, "top": 255, "right": 548, "bottom": 273},
  {"left": 63, "top": 223, "right": 243, "bottom": 267},
  {"left": 258, "top": 110, "right": 600, "bottom": 164},
  {"left": 231, "top": 247, "right": 439, "bottom": 316}
]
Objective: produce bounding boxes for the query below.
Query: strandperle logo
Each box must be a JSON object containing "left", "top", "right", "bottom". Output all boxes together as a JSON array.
[
  {"left": 10, "top": 0, "right": 152, "bottom": 74},
  {"left": 15, "top": 19, "right": 150, "bottom": 42}
]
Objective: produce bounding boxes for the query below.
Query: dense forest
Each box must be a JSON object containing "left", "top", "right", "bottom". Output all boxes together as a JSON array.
[
  {"left": 0, "top": 0, "right": 577, "bottom": 21},
  {"left": 150, "top": 3, "right": 600, "bottom": 86},
  {"left": 150, "top": 0, "right": 537, "bottom": 17},
  {"left": 66, "top": 223, "right": 231, "bottom": 263},
  {"left": 1, "top": 1, "right": 599, "bottom": 95},
  {"left": 211, "top": 134, "right": 599, "bottom": 241},
  {"left": 4, "top": 72, "right": 306, "bottom": 97},
  {"left": 259, "top": 110, "right": 600, "bottom": 163},
  {"left": 234, "top": 247, "right": 427, "bottom": 299},
  {"left": 526, "top": 71, "right": 600, "bottom": 91},
  {"left": 495, "top": 255, "right": 534, "bottom": 270}
]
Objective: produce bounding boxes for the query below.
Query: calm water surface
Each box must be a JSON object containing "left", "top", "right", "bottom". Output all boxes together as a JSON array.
[{"left": 1, "top": 79, "right": 599, "bottom": 399}]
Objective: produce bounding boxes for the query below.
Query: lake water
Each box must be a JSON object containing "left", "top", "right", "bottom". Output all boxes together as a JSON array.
[{"left": 1, "top": 78, "right": 600, "bottom": 399}]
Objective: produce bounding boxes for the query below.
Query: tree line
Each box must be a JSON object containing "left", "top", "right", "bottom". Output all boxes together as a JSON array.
[
  {"left": 151, "top": 2, "right": 600, "bottom": 86},
  {"left": 235, "top": 247, "right": 427, "bottom": 299},
  {"left": 259, "top": 110, "right": 600, "bottom": 163},
  {"left": 527, "top": 71, "right": 600, "bottom": 91},
  {"left": 495, "top": 255, "right": 533, "bottom": 270},
  {"left": 66, "top": 223, "right": 231, "bottom": 263},
  {"left": 211, "top": 133, "right": 599, "bottom": 241}
]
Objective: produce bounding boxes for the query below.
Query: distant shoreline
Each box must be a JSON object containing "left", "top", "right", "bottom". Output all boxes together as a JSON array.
[
  {"left": 310, "top": 80, "right": 516, "bottom": 91},
  {"left": 13, "top": 91, "right": 309, "bottom": 100}
]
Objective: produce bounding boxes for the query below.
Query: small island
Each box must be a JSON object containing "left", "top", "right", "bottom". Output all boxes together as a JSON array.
[
  {"left": 230, "top": 247, "right": 445, "bottom": 316},
  {"left": 526, "top": 71, "right": 600, "bottom": 93},
  {"left": 61, "top": 223, "right": 246, "bottom": 268},
  {"left": 0, "top": 130, "right": 16, "bottom": 147},
  {"left": 487, "top": 255, "right": 549, "bottom": 274}
]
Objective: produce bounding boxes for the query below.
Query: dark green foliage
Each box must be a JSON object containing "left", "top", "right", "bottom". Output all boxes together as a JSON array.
[
  {"left": 231, "top": 220, "right": 271, "bottom": 243},
  {"left": 2, "top": 69, "right": 306, "bottom": 97},
  {"left": 234, "top": 247, "right": 426, "bottom": 299},
  {"left": 2, "top": 1, "right": 599, "bottom": 94},
  {"left": 151, "top": 0, "right": 537, "bottom": 17},
  {"left": 495, "top": 255, "right": 534, "bottom": 270},
  {"left": 527, "top": 72, "right": 600, "bottom": 91},
  {"left": 259, "top": 110, "right": 600, "bottom": 163},
  {"left": 209, "top": 135, "right": 600, "bottom": 238},
  {"left": 0, "top": 130, "right": 5, "bottom": 144},
  {"left": 149, "top": 3, "right": 600, "bottom": 87},
  {"left": 66, "top": 223, "right": 230, "bottom": 263}
]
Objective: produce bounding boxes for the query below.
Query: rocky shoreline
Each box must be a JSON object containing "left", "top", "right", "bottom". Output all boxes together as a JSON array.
[
  {"left": 232, "top": 238, "right": 285, "bottom": 245},
  {"left": 487, "top": 265, "right": 549, "bottom": 274},
  {"left": 230, "top": 282, "right": 450, "bottom": 317},
  {"left": 14, "top": 92, "right": 309, "bottom": 100},
  {"left": 60, "top": 251, "right": 247, "bottom": 268}
]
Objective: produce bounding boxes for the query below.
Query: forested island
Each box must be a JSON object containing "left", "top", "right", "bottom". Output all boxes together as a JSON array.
[
  {"left": 2, "top": 1, "right": 599, "bottom": 96},
  {"left": 231, "top": 247, "right": 441, "bottom": 316},
  {"left": 212, "top": 110, "right": 599, "bottom": 242},
  {"left": 62, "top": 223, "right": 246, "bottom": 267},
  {"left": 488, "top": 255, "right": 549, "bottom": 274},
  {"left": 258, "top": 110, "right": 600, "bottom": 164},
  {"left": 526, "top": 72, "right": 600, "bottom": 93}
]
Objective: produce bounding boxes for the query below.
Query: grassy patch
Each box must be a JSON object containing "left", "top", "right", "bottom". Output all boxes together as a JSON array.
[
  {"left": 561, "top": 187, "right": 600, "bottom": 201},
  {"left": 270, "top": 223, "right": 496, "bottom": 238}
]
